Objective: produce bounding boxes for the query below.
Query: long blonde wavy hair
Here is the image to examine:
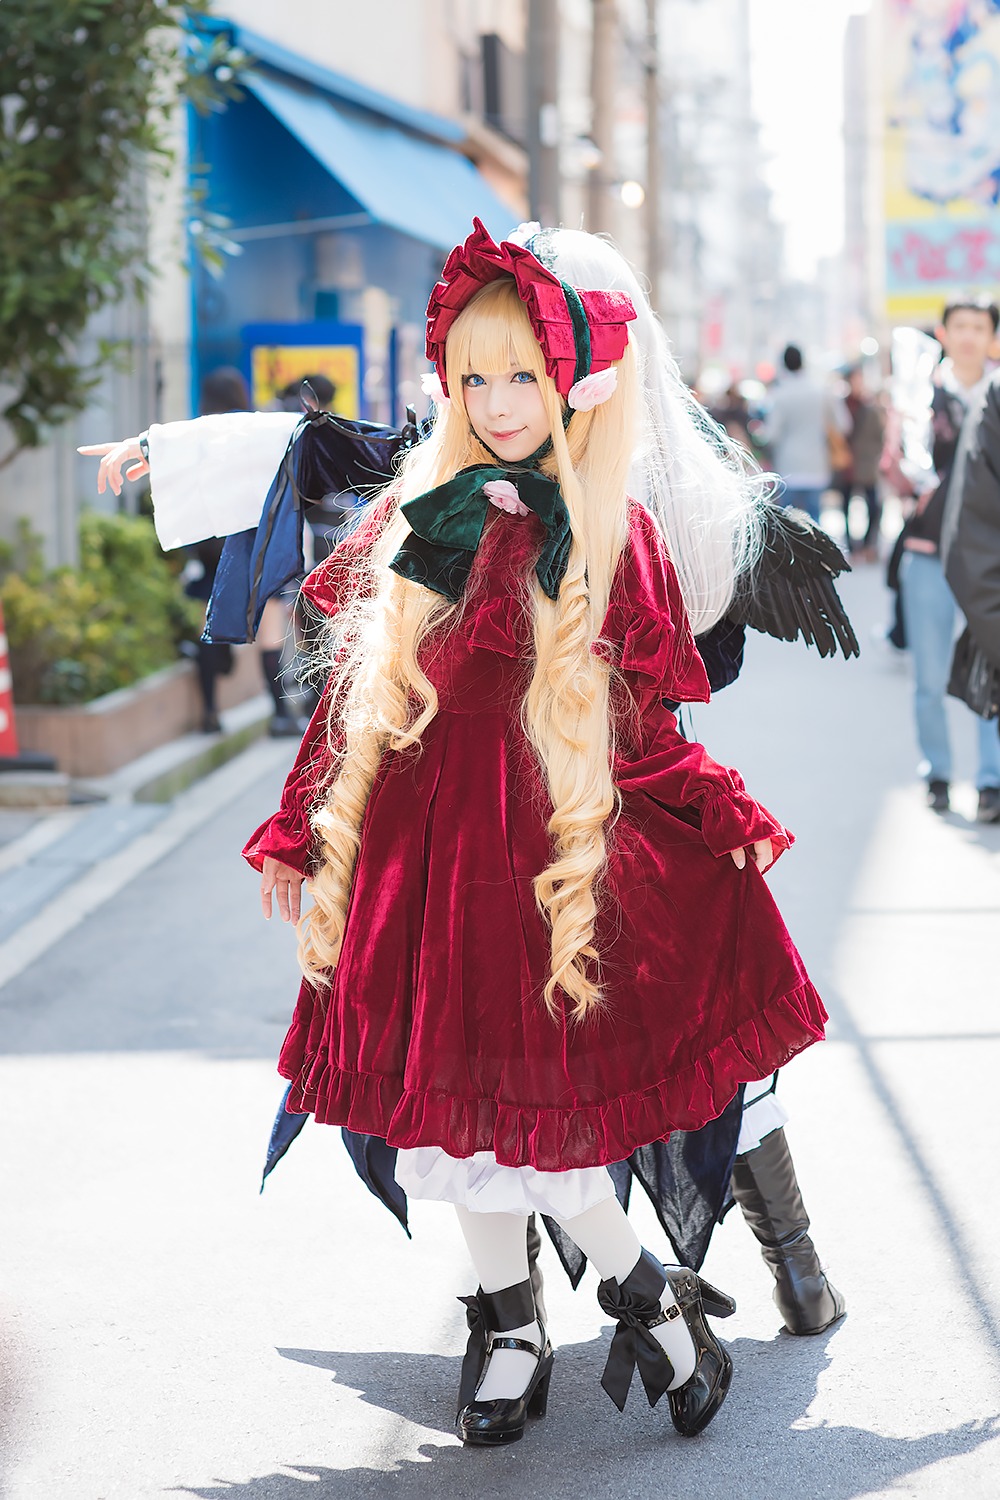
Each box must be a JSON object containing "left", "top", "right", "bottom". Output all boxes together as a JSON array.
[{"left": 297, "top": 276, "right": 637, "bottom": 1021}]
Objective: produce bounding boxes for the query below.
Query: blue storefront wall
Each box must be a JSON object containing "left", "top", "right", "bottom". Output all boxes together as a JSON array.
[{"left": 190, "top": 88, "right": 444, "bottom": 422}]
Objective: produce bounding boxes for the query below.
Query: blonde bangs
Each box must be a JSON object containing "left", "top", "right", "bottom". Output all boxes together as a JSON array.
[{"left": 444, "top": 278, "right": 550, "bottom": 394}]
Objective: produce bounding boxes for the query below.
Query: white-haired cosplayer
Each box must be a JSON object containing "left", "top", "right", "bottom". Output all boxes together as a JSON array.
[{"left": 83, "top": 220, "right": 851, "bottom": 1447}]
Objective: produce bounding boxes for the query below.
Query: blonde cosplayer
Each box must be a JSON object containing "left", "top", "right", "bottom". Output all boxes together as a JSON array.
[{"left": 298, "top": 277, "right": 638, "bottom": 1020}]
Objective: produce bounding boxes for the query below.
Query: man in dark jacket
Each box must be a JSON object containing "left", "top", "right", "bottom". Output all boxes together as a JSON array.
[
  {"left": 897, "top": 297, "right": 1000, "bottom": 818},
  {"left": 943, "top": 367, "right": 1000, "bottom": 731}
]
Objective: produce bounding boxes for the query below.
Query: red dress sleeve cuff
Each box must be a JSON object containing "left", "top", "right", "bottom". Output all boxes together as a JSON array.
[
  {"left": 242, "top": 815, "right": 313, "bottom": 876},
  {"left": 699, "top": 772, "right": 794, "bottom": 862}
]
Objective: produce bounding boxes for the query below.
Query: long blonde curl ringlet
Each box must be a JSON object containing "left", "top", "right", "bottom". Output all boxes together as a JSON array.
[{"left": 298, "top": 277, "right": 636, "bottom": 1023}]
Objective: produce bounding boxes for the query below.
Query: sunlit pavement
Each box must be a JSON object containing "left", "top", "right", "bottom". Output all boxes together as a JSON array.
[{"left": 2, "top": 551, "right": 999, "bottom": 1499}]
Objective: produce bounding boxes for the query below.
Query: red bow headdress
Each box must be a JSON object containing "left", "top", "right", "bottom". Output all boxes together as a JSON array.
[{"left": 425, "top": 219, "right": 637, "bottom": 406}]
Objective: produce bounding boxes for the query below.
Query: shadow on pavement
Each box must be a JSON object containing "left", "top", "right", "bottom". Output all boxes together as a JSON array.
[
  {"left": 169, "top": 1330, "right": 1000, "bottom": 1500},
  {"left": 820, "top": 979, "right": 1000, "bottom": 1366}
]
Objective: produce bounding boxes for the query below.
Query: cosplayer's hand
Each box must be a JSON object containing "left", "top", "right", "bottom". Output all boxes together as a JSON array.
[
  {"left": 261, "top": 856, "right": 305, "bottom": 923},
  {"left": 77, "top": 438, "right": 148, "bottom": 496},
  {"left": 728, "top": 839, "right": 774, "bottom": 873}
]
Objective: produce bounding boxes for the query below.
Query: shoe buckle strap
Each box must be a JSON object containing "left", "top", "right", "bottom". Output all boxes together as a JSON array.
[
  {"left": 646, "top": 1301, "right": 682, "bottom": 1330},
  {"left": 487, "top": 1335, "right": 542, "bottom": 1358}
]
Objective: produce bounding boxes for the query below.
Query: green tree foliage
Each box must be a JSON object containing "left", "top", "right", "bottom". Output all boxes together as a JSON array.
[
  {"left": 0, "top": 2, "right": 245, "bottom": 465},
  {"left": 0, "top": 514, "right": 202, "bottom": 703}
]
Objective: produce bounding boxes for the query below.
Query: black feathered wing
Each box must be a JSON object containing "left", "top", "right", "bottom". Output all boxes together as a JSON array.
[{"left": 726, "top": 505, "right": 860, "bottom": 659}]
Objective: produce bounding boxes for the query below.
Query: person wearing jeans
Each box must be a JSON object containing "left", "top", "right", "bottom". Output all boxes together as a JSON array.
[
  {"left": 898, "top": 547, "right": 1000, "bottom": 807},
  {"left": 895, "top": 295, "right": 1000, "bottom": 819}
]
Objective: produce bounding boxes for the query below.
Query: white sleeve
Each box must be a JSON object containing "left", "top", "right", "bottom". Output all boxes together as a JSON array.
[{"left": 146, "top": 411, "right": 301, "bottom": 550}]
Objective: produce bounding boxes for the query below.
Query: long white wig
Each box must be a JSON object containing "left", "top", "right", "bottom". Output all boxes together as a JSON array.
[{"left": 510, "top": 225, "right": 773, "bottom": 635}]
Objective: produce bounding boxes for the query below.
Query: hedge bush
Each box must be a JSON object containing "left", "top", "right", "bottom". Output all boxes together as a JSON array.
[{"left": 0, "top": 513, "right": 202, "bottom": 703}]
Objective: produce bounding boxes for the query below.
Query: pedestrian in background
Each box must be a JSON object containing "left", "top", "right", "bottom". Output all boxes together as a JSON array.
[
  {"left": 184, "top": 366, "right": 249, "bottom": 732},
  {"left": 762, "top": 345, "right": 847, "bottom": 523},
  {"left": 895, "top": 296, "right": 1000, "bottom": 818},
  {"left": 943, "top": 364, "right": 1000, "bottom": 734},
  {"left": 710, "top": 382, "right": 755, "bottom": 453},
  {"left": 833, "top": 365, "right": 885, "bottom": 560}
]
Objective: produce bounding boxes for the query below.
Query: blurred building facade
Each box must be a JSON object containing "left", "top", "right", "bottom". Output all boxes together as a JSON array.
[
  {"left": 1, "top": 1, "right": 529, "bottom": 563},
  {"left": 1, "top": 0, "right": 792, "bottom": 561},
  {"left": 844, "top": 0, "right": 1000, "bottom": 348},
  {"left": 559, "top": 0, "right": 785, "bottom": 382}
]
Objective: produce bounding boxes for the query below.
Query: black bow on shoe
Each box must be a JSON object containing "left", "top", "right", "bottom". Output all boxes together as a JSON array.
[
  {"left": 457, "top": 1292, "right": 490, "bottom": 1413},
  {"left": 597, "top": 1266, "right": 676, "bottom": 1412},
  {"left": 456, "top": 1278, "right": 540, "bottom": 1413}
]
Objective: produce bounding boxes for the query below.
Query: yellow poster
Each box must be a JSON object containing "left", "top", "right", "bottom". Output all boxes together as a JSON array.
[
  {"left": 250, "top": 344, "right": 361, "bottom": 417},
  {"left": 884, "top": 0, "right": 1000, "bottom": 326}
]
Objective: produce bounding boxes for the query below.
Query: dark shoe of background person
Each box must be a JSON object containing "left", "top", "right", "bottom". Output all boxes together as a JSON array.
[
  {"left": 200, "top": 711, "right": 222, "bottom": 734},
  {"left": 927, "top": 779, "right": 950, "bottom": 813},
  {"left": 596, "top": 1248, "right": 734, "bottom": 1437},
  {"left": 456, "top": 1278, "right": 553, "bottom": 1447},
  {"left": 730, "top": 1127, "right": 846, "bottom": 1337},
  {"left": 976, "top": 786, "right": 1000, "bottom": 824}
]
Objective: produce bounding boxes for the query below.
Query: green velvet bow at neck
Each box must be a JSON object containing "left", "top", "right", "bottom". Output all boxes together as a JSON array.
[{"left": 389, "top": 464, "right": 571, "bottom": 604}]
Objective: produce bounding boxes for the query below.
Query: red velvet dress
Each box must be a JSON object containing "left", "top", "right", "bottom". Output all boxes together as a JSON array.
[{"left": 244, "top": 501, "right": 826, "bottom": 1173}]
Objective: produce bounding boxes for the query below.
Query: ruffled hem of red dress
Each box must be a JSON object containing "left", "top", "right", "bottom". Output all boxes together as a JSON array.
[{"left": 279, "top": 981, "right": 827, "bottom": 1172}]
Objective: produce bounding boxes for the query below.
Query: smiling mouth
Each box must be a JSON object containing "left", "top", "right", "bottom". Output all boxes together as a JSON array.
[{"left": 489, "top": 428, "right": 525, "bottom": 441}]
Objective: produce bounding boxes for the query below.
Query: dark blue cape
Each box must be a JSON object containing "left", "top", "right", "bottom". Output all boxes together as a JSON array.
[
  {"left": 203, "top": 412, "right": 416, "bottom": 645},
  {"left": 262, "top": 1084, "right": 748, "bottom": 1278}
]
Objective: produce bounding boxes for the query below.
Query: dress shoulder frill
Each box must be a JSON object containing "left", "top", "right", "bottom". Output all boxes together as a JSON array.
[
  {"left": 595, "top": 501, "right": 713, "bottom": 705},
  {"left": 245, "top": 497, "right": 826, "bottom": 1172}
]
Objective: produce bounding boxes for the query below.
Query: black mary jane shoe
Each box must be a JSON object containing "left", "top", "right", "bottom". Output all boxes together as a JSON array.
[
  {"left": 597, "top": 1248, "right": 733, "bottom": 1438},
  {"left": 662, "top": 1266, "right": 734, "bottom": 1437},
  {"left": 456, "top": 1278, "right": 554, "bottom": 1448}
]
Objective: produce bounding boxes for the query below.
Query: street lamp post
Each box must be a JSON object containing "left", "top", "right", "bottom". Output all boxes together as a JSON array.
[
  {"left": 587, "top": 0, "right": 617, "bottom": 235},
  {"left": 527, "top": 0, "right": 561, "bottom": 226},
  {"left": 645, "top": 0, "right": 661, "bottom": 312}
]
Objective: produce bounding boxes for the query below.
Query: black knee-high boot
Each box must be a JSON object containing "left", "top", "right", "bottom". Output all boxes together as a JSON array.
[
  {"left": 730, "top": 1127, "right": 845, "bottom": 1335},
  {"left": 526, "top": 1213, "right": 546, "bottom": 1327}
]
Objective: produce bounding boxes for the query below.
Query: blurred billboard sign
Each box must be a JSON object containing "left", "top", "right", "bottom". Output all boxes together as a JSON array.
[
  {"left": 242, "top": 322, "right": 364, "bottom": 416},
  {"left": 884, "top": 1, "right": 1000, "bottom": 326}
]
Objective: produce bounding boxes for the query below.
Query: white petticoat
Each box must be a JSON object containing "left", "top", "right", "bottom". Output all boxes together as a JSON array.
[
  {"left": 737, "top": 1075, "right": 789, "bottom": 1153},
  {"left": 394, "top": 1076, "right": 787, "bottom": 1215},
  {"left": 394, "top": 1147, "right": 616, "bottom": 1218}
]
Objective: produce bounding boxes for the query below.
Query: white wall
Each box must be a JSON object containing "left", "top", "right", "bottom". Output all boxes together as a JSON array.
[{"left": 221, "top": 0, "right": 525, "bottom": 119}]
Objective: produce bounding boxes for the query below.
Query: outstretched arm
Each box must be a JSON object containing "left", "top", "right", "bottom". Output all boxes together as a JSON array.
[
  {"left": 79, "top": 411, "right": 300, "bottom": 549},
  {"left": 78, "top": 437, "right": 149, "bottom": 492}
]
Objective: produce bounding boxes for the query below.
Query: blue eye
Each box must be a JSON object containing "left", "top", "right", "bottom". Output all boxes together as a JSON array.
[
  {"left": 462, "top": 373, "right": 485, "bottom": 388},
  {"left": 513, "top": 371, "right": 536, "bottom": 384}
]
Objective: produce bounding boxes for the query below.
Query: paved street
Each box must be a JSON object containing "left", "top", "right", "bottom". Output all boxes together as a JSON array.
[{"left": 2, "top": 557, "right": 999, "bottom": 1499}]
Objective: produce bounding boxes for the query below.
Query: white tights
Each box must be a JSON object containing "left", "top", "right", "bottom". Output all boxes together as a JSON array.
[{"left": 455, "top": 1198, "right": 696, "bottom": 1400}]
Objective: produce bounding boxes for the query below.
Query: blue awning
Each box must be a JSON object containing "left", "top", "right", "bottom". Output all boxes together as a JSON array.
[{"left": 243, "top": 71, "right": 517, "bottom": 252}]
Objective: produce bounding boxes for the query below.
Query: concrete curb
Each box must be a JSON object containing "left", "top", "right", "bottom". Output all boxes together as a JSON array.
[
  {"left": 0, "top": 693, "right": 282, "bottom": 811},
  {"left": 74, "top": 692, "right": 275, "bottom": 805}
]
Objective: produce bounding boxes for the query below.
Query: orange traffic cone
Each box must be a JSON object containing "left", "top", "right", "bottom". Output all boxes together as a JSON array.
[
  {"left": 0, "top": 603, "right": 55, "bottom": 770},
  {"left": 0, "top": 604, "right": 19, "bottom": 756}
]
